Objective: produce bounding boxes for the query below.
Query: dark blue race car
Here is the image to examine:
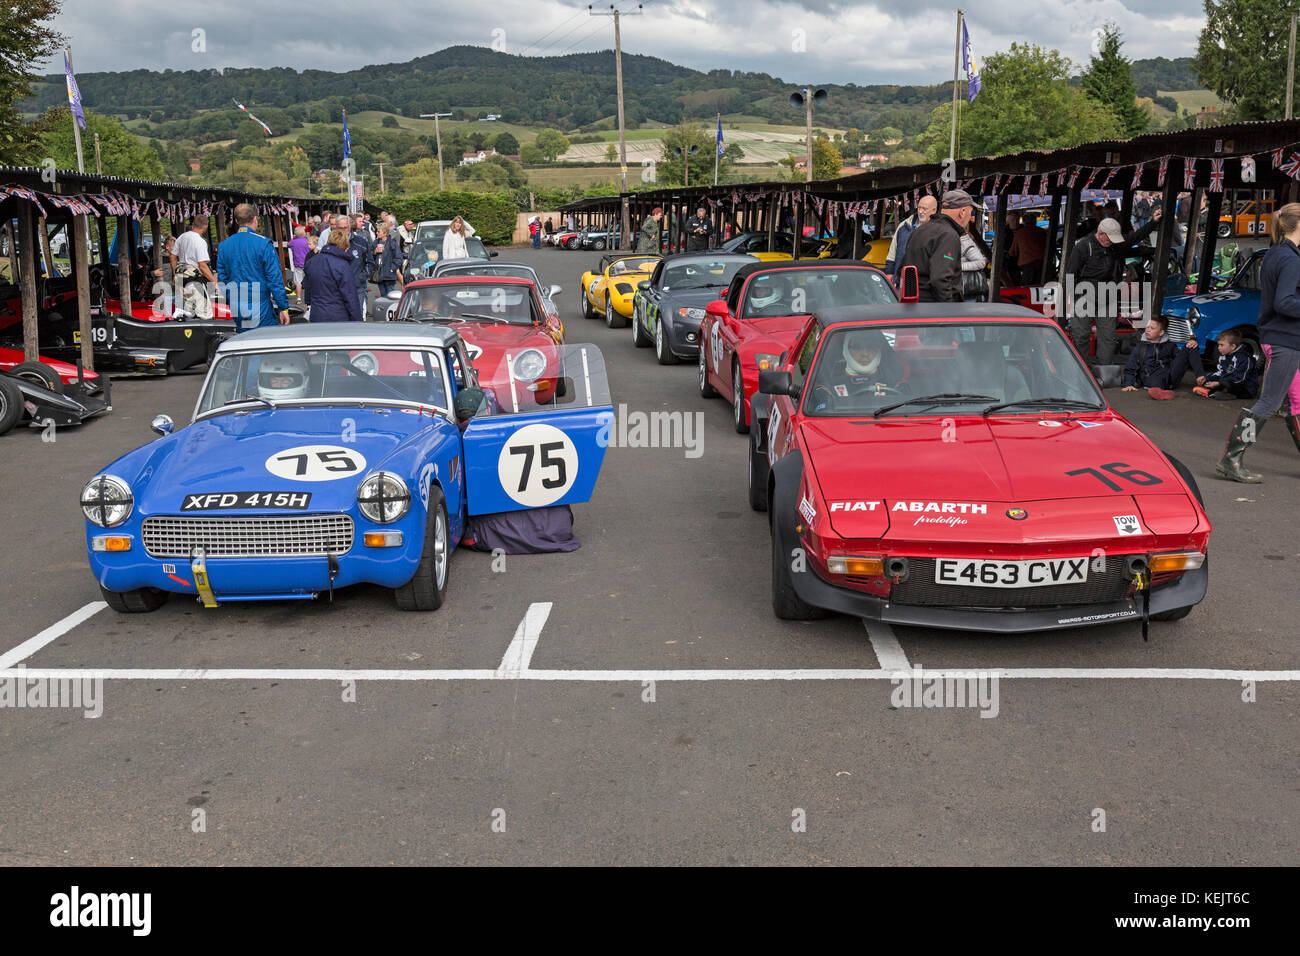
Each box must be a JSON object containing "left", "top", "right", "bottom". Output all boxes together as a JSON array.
[
  {"left": 630, "top": 253, "right": 756, "bottom": 364},
  {"left": 83, "top": 323, "right": 612, "bottom": 612},
  {"left": 1161, "top": 248, "right": 1266, "bottom": 367}
]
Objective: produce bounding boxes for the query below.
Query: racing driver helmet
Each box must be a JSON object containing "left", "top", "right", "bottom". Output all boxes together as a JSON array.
[
  {"left": 749, "top": 274, "right": 784, "bottom": 310},
  {"left": 842, "top": 329, "right": 887, "bottom": 376},
  {"left": 257, "top": 353, "right": 310, "bottom": 401}
]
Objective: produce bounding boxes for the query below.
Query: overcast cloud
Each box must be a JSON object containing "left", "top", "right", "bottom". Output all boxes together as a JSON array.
[{"left": 47, "top": 0, "right": 1206, "bottom": 84}]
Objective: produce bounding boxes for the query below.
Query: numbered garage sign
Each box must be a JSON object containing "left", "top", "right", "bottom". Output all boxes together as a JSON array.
[
  {"left": 265, "top": 445, "right": 367, "bottom": 481},
  {"left": 461, "top": 344, "right": 614, "bottom": 516}
]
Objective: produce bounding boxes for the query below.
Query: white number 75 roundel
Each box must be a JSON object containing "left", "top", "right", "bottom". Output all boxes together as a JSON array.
[
  {"left": 497, "top": 423, "right": 578, "bottom": 507},
  {"left": 265, "top": 445, "right": 367, "bottom": 481}
]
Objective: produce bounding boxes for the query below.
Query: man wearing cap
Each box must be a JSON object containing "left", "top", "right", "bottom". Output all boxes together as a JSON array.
[
  {"left": 900, "top": 190, "right": 973, "bottom": 302},
  {"left": 1064, "top": 208, "right": 1161, "bottom": 365}
]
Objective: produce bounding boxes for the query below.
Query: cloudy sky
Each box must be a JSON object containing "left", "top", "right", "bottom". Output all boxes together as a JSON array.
[{"left": 48, "top": 0, "right": 1206, "bottom": 83}]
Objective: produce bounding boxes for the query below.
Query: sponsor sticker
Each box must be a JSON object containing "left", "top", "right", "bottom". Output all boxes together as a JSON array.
[
  {"left": 1113, "top": 514, "right": 1142, "bottom": 536},
  {"left": 891, "top": 501, "right": 987, "bottom": 514},
  {"left": 1038, "top": 420, "right": 1064, "bottom": 427},
  {"left": 829, "top": 500, "right": 882, "bottom": 512},
  {"left": 798, "top": 495, "right": 817, "bottom": 525},
  {"left": 1078, "top": 420, "right": 1103, "bottom": 428},
  {"left": 833, "top": 384, "right": 849, "bottom": 397}
]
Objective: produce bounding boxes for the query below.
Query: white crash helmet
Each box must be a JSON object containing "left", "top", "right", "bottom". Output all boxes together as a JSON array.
[
  {"left": 749, "top": 275, "right": 783, "bottom": 309},
  {"left": 843, "top": 330, "right": 885, "bottom": 376},
  {"left": 258, "top": 353, "right": 309, "bottom": 401}
]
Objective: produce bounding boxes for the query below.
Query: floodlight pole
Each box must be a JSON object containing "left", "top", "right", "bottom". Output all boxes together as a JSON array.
[
  {"left": 420, "top": 112, "right": 454, "bottom": 190},
  {"left": 591, "top": 4, "right": 642, "bottom": 247},
  {"left": 950, "top": 9, "right": 962, "bottom": 164},
  {"left": 1288, "top": 15, "right": 1297, "bottom": 121}
]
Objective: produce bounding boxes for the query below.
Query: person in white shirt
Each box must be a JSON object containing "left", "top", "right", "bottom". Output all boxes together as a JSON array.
[
  {"left": 172, "top": 215, "right": 216, "bottom": 318},
  {"left": 442, "top": 216, "right": 476, "bottom": 260}
]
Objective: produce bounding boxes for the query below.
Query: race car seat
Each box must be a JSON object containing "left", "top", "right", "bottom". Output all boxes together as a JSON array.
[{"left": 956, "top": 341, "right": 1030, "bottom": 404}]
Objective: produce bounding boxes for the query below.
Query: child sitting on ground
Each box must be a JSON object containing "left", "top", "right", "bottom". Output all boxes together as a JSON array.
[
  {"left": 1192, "top": 328, "right": 1259, "bottom": 400},
  {"left": 1121, "top": 315, "right": 1200, "bottom": 399}
]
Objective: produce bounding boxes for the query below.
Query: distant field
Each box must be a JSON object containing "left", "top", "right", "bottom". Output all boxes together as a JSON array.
[
  {"left": 346, "top": 110, "right": 540, "bottom": 143},
  {"left": 524, "top": 167, "right": 626, "bottom": 189}
]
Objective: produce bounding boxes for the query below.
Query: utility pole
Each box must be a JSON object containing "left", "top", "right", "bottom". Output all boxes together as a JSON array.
[
  {"left": 591, "top": 4, "right": 641, "bottom": 247},
  {"left": 372, "top": 162, "right": 388, "bottom": 195},
  {"left": 419, "top": 112, "right": 454, "bottom": 190},
  {"left": 93, "top": 132, "right": 102, "bottom": 175},
  {"left": 1288, "top": 14, "right": 1297, "bottom": 120}
]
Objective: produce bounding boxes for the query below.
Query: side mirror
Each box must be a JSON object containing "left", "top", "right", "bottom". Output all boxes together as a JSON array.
[
  {"left": 488, "top": 250, "right": 499, "bottom": 258},
  {"left": 549, "top": 284, "right": 562, "bottom": 298},
  {"left": 900, "top": 264, "right": 919, "bottom": 303},
  {"left": 758, "top": 369, "right": 798, "bottom": 397},
  {"left": 705, "top": 299, "right": 729, "bottom": 318},
  {"left": 151, "top": 413, "right": 174, "bottom": 436},
  {"left": 637, "top": 280, "right": 650, "bottom": 291}
]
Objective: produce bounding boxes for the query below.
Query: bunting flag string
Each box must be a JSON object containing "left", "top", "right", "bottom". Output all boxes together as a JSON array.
[
  {"left": 1209, "top": 158, "right": 1225, "bottom": 192},
  {"left": 1131, "top": 161, "right": 1145, "bottom": 190},
  {"left": 1183, "top": 157, "right": 1197, "bottom": 190},
  {"left": 1157, "top": 156, "right": 1169, "bottom": 188},
  {"left": 1279, "top": 152, "right": 1300, "bottom": 180}
]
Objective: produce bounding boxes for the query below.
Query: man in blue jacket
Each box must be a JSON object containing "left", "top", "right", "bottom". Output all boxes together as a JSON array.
[
  {"left": 215, "top": 203, "right": 290, "bottom": 331},
  {"left": 348, "top": 219, "right": 377, "bottom": 320}
]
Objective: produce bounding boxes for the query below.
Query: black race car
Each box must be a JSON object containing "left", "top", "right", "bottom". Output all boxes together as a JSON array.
[{"left": 630, "top": 253, "right": 757, "bottom": 364}]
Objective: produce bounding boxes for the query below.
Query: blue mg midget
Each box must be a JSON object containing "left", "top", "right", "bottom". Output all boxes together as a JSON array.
[{"left": 82, "top": 323, "right": 613, "bottom": 611}]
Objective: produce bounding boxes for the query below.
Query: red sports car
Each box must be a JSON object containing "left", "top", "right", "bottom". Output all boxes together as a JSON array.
[
  {"left": 698, "top": 260, "right": 896, "bottom": 434},
  {"left": 393, "top": 276, "right": 565, "bottom": 412},
  {"left": 0, "top": 348, "right": 101, "bottom": 391},
  {"left": 749, "top": 302, "right": 1211, "bottom": 633}
]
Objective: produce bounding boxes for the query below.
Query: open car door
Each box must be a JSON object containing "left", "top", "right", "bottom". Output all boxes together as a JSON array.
[{"left": 461, "top": 344, "right": 615, "bottom": 516}]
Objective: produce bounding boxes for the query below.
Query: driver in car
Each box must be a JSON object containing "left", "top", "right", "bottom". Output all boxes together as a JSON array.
[
  {"left": 257, "top": 354, "right": 310, "bottom": 400},
  {"left": 810, "top": 329, "right": 907, "bottom": 410},
  {"left": 746, "top": 274, "right": 791, "bottom": 316}
]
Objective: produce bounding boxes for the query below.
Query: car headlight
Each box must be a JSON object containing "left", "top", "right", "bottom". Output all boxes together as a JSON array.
[
  {"left": 755, "top": 352, "right": 781, "bottom": 371},
  {"left": 512, "top": 349, "right": 547, "bottom": 382},
  {"left": 351, "top": 351, "right": 378, "bottom": 375},
  {"left": 81, "top": 474, "right": 133, "bottom": 527},
  {"left": 357, "top": 471, "right": 410, "bottom": 523},
  {"left": 1186, "top": 306, "right": 1200, "bottom": 328},
  {"left": 678, "top": 307, "right": 706, "bottom": 320}
]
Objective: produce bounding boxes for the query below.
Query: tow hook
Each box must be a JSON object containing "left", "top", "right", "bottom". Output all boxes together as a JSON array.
[
  {"left": 327, "top": 554, "right": 340, "bottom": 602},
  {"left": 1126, "top": 556, "right": 1151, "bottom": 641},
  {"left": 190, "top": 546, "right": 218, "bottom": 608}
]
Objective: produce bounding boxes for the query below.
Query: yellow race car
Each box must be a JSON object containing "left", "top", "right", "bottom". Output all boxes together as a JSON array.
[
  {"left": 816, "top": 236, "right": 891, "bottom": 268},
  {"left": 580, "top": 253, "right": 661, "bottom": 328}
]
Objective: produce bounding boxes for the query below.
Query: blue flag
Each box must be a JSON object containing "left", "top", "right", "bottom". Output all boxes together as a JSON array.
[
  {"left": 64, "top": 52, "right": 86, "bottom": 130},
  {"left": 962, "top": 20, "right": 981, "bottom": 102},
  {"left": 716, "top": 116, "right": 725, "bottom": 157},
  {"left": 342, "top": 111, "right": 352, "bottom": 160}
]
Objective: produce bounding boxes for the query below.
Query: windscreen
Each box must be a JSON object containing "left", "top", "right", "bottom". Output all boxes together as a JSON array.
[
  {"left": 661, "top": 258, "right": 749, "bottom": 290},
  {"left": 741, "top": 267, "right": 895, "bottom": 318},
  {"left": 398, "top": 282, "right": 536, "bottom": 326}
]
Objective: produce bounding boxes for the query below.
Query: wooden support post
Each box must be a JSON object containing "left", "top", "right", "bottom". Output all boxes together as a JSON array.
[
  {"left": 16, "top": 203, "right": 40, "bottom": 362},
  {"left": 851, "top": 203, "right": 864, "bottom": 260},
  {"left": 1056, "top": 183, "right": 1083, "bottom": 291},
  {"left": 766, "top": 194, "right": 778, "bottom": 251},
  {"left": 1197, "top": 189, "right": 1224, "bottom": 294},
  {"left": 989, "top": 195, "right": 1009, "bottom": 301},
  {"left": 150, "top": 215, "right": 162, "bottom": 273},
  {"left": 74, "top": 215, "right": 93, "bottom": 371},
  {"left": 116, "top": 214, "right": 132, "bottom": 315},
  {"left": 38, "top": 217, "right": 55, "bottom": 279},
  {"left": 791, "top": 194, "right": 802, "bottom": 259},
  {"left": 1182, "top": 187, "right": 1203, "bottom": 278},
  {"left": 1150, "top": 170, "right": 1181, "bottom": 321},
  {"left": 1040, "top": 192, "right": 1062, "bottom": 285}
]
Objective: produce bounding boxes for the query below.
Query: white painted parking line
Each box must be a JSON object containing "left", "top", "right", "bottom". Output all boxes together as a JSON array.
[
  {"left": 0, "top": 602, "right": 106, "bottom": 670},
  {"left": 2, "top": 667, "right": 1297, "bottom": 682},
  {"left": 496, "top": 602, "right": 553, "bottom": 677},
  {"left": 865, "top": 622, "right": 910, "bottom": 670}
]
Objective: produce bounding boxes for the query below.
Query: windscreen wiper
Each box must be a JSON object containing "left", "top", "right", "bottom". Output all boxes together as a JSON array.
[
  {"left": 981, "top": 397, "right": 1104, "bottom": 417},
  {"left": 221, "top": 396, "right": 276, "bottom": 410},
  {"left": 872, "top": 393, "right": 998, "bottom": 417}
]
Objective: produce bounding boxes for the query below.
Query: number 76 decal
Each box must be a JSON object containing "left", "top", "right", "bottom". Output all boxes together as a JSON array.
[{"left": 1064, "top": 462, "right": 1162, "bottom": 492}]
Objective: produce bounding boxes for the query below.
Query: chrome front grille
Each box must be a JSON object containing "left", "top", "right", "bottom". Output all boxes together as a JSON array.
[
  {"left": 142, "top": 514, "right": 354, "bottom": 559},
  {"left": 1164, "top": 316, "right": 1194, "bottom": 343}
]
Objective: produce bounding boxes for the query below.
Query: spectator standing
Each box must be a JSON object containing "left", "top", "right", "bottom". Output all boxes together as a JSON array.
[
  {"left": 637, "top": 207, "right": 663, "bottom": 254},
  {"left": 959, "top": 221, "right": 989, "bottom": 301},
  {"left": 1216, "top": 202, "right": 1300, "bottom": 482},
  {"left": 442, "top": 216, "right": 476, "bottom": 260},
  {"left": 529, "top": 217, "right": 542, "bottom": 249},
  {"left": 685, "top": 205, "right": 713, "bottom": 251},
  {"left": 1133, "top": 191, "right": 1152, "bottom": 230},
  {"left": 302, "top": 229, "right": 363, "bottom": 323},
  {"left": 173, "top": 215, "right": 217, "bottom": 319},
  {"left": 375, "top": 224, "right": 403, "bottom": 298},
  {"left": 215, "top": 203, "right": 290, "bottom": 331},
  {"left": 346, "top": 219, "right": 376, "bottom": 319},
  {"left": 288, "top": 226, "right": 311, "bottom": 301},
  {"left": 1007, "top": 211, "right": 1047, "bottom": 285},
  {"left": 900, "top": 189, "right": 972, "bottom": 302},
  {"left": 885, "top": 195, "right": 936, "bottom": 280},
  {"left": 398, "top": 219, "right": 415, "bottom": 246},
  {"left": 1064, "top": 211, "right": 1161, "bottom": 364},
  {"left": 544, "top": 217, "right": 556, "bottom": 238}
]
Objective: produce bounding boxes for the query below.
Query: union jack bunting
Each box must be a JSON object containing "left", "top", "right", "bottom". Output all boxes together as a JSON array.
[
  {"left": 1157, "top": 156, "right": 1169, "bottom": 187},
  {"left": 991, "top": 174, "right": 1002, "bottom": 193},
  {"left": 1, "top": 185, "right": 47, "bottom": 214},
  {"left": 1209, "top": 159, "right": 1225, "bottom": 192},
  {"left": 1131, "top": 162, "right": 1145, "bottom": 190},
  {"left": 1101, "top": 167, "right": 1117, "bottom": 189},
  {"left": 1020, "top": 176, "right": 1030, "bottom": 196},
  {"left": 1039, "top": 174, "right": 1049, "bottom": 196},
  {"left": 1279, "top": 152, "right": 1300, "bottom": 180},
  {"left": 1241, "top": 156, "right": 1256, "bottom": 181},
  {"left": 1067, "top": 167, "right": 1080, "bottom": 188},
  {"left": 1183, "top": 157, "right": 1197, "bottom": 190},
  {"left": 1271, "top": 147, "right": 1285, "bottom": 168}
]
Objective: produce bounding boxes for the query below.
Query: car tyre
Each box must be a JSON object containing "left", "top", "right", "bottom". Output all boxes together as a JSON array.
[
  {"left": 566, "top": 238, "right": 578, "bottom": 250},
  {"left": 732, "top": 362, "right": 749, "bottom": 434},
  {"left": 655, "top": 317, "right": 677, "bottom": 365},
  {"left": 605, "top": 297, "right": 627, "bottom": 329},
  {"left": 698, "top": 345, "right": 717, "bottom": 398},
  {"left": 100, "top": 585, "right": 168, "bottom": 613},
  {"left": 7, "top": 361, "right": 63, "bottom": 394},
  {"left": 631, "top": 307, "right": 650, "bottom": 347},
  {"left": 395, "top": 486, "right": 449, "bottom": 611},
  {"left": 1216, "top": 222, "right": 1232, "bottom": 238},
  {"left": 580, "top": 287, "right": 594, "bottom": 320},
  {"left": 771, "top": 512, "right": 825, "bottom": 620},
  {"left": 0, "top": 376, "right": 23, "bottom": 434},
  {"left": 593, "top": 239, "right": 607, "bottom": 251}
]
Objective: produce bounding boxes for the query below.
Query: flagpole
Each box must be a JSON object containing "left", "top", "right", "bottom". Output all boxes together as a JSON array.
[
  {"left": 714, "top": 112, "right": 720, "bottom": 187},
  {"left": 342, "top": 109, "right": 352, "bottom": 213},
  {"left": 949, "top": 9, "right": 962, "bottom": 164},
  {"left": 65, "top": 47, "right": 85, "bottom": 174}
]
